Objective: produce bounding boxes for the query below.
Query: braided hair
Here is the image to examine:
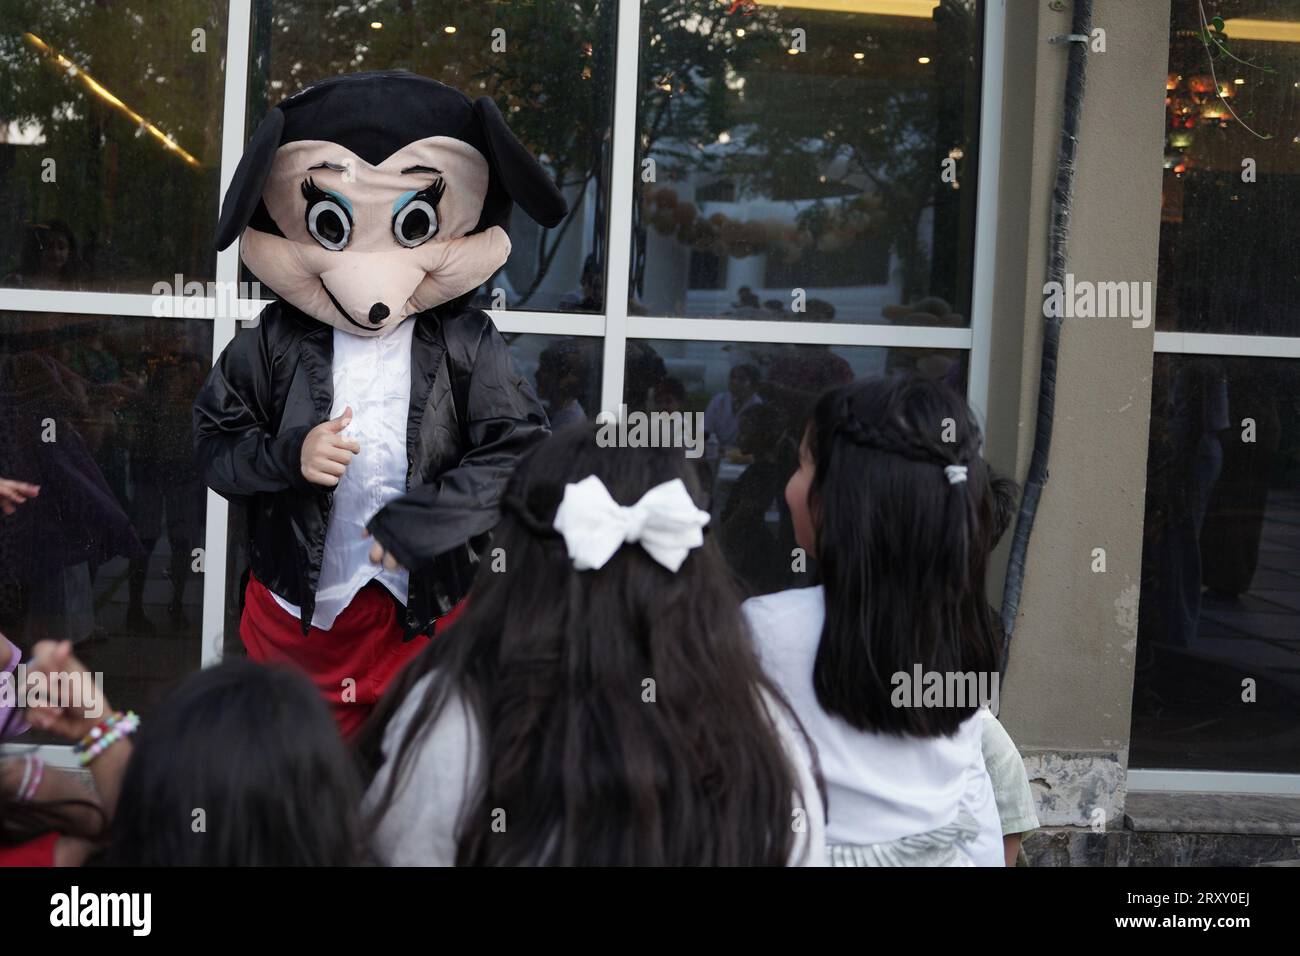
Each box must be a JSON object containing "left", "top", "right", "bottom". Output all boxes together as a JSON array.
[{"left": 803, "top": 374, "right": 1000, "bottom": 737}]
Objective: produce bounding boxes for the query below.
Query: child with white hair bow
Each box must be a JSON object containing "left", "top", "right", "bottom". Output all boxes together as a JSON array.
[{"left": 357, "top": 424, "right": 825, "bottom": 866}]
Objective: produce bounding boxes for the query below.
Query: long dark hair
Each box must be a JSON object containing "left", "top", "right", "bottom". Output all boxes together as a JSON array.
[
  {"left": 805, "top": 374, "right": 1000, "bottom": 737},
  {"left": 101, "top": 660, "right": 364, "bottom": 866},
  {"left": 358, "top": 425, "right": 812, "bottom": 865}
]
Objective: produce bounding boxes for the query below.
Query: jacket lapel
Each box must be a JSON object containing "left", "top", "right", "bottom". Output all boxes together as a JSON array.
[
  {"left": 297, "top": 321, "right": 335, "bottom": 422},
  {"left": 407, "top": 312, "right": 447, "bottom": 488}
]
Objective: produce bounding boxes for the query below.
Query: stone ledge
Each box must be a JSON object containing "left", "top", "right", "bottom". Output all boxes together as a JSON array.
[
  {"left": 1024, "top": 827, "right": 1300, "bottom": 866},
  {"left": 1124, "top": 790, "right": 1300, "bottom": 836},
  {"left": 1021, "top": 749, "right": 1126, "bottom": 828}
]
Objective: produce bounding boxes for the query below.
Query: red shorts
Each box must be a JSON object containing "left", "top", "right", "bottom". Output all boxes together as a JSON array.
[
  {"left": 239, "top": 576, "right": 465, "bottom": 739},
  {"left": 0, "top": 830, "right": 57, "bottom": 867}
]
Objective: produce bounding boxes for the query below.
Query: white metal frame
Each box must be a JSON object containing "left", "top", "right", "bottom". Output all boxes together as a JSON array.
[
  {"left": 1127, "top": 769, "right": 1300, "bottom": 796},
  {"left": 201, "top": 0, "right": 254, "bottom": 667},
  {"left": 1, "top": 0, "right": 1000, "bottom": 735},
  {"left": 967, "top": 0, "right": 1004, "bottom": 435},
  {"left": 1154, "top": 331, "right": 1300, "bottom": 359}
]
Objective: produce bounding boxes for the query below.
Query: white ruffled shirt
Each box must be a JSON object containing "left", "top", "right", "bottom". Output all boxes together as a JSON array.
[
  {"left": 272, "top": 323, "right": 413, "bottom": 630},
  {"left": 743, "top": 585, "right": 1003, "bottom": 866}
]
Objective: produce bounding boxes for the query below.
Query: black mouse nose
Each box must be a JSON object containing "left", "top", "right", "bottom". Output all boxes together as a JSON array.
[{"left": 368, "top": 303, "right": 390, "bottom": 325}]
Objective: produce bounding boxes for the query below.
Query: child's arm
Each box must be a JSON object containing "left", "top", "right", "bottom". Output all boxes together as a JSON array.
[
  {"left": 25, "top": 640, "right": 133, "bottom": 821},
  {"left": 979, "top": 710, "right": 1039, "bottom": 866},
  {"left": 366, "top": 314, "right": 549, "bottom": 572},
  {"left": 0, "top": 759, "right": 103, "bottom": 833},
  {"left": 192, "top": 311, "right": 318, "bottom": 498}
]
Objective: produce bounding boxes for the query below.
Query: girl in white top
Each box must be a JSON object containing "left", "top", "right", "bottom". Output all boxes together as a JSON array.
[
  {"left": 745, "top": 374, "right": 1006, "bottom": 866},
  {"left": 358, "top": 425, "right": 825, "bottom": 866}
]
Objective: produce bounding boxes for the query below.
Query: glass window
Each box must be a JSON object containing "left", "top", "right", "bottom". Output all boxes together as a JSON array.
[
  {"left": 0, "top": 313, "right": 210, "bottom": 726},
  {"left": 0, "top": 2, "right": 229, "bottom": 292},
  {"left": 246, "top": 0, "right": 617, "bottom": 312},
  {"left": 1158, "top": 3, "right": 1300, "bottom": 336},
  {"left": 625, "top": 337, "right": 966, "bottom": 597},
  {"left": 630, "top": 0, "right": 983, "bottom": 325},
  {"left": 506, "top": 333, "right": 604, "bottom": 431},
  {"left": 1132, "top": 355, "right": 1300, "bottom": 773}
]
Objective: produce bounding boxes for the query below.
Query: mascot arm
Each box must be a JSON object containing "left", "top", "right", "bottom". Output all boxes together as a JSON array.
[
  {"left": 366, "top": 318, "right": 549, "bottom": 571},
  {"left": 193, "top": 315, "right": 315, "bottom": 499}
]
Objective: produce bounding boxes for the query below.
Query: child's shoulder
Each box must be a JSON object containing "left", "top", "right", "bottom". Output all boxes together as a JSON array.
[
  {"left": 742, "top": 586, "right": 825, "bottom": 648},
  {"left": 743, "top": 585, "right": 824, "bottom": 620}
]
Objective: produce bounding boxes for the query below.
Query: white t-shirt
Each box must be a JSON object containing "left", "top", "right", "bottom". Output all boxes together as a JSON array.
[
  {"left": 273, "top": 322, "right": 413, "bottom": 630},
  {"left": 743, "top": 586, "right": 1003, "bottom": 866},
  {"left": 364, "top": 672, "right": 826, "bottom": 866}
]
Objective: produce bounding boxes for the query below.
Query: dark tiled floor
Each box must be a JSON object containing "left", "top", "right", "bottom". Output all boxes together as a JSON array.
[{"left": 1131, "top": 489, "right": 1300, "bottom": 773}]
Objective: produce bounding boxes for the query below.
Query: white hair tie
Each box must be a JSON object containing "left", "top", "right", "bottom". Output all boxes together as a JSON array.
[
  {"left": 944, "top": 464, "right": 969, "bottom": 486},
  {"left": 552, "top": 475, "right": 710, "bottom": 573}
]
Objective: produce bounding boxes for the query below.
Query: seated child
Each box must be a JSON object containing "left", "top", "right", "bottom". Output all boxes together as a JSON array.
[{"left": 95, "top": 658, "right": 365, "bottom": 865}]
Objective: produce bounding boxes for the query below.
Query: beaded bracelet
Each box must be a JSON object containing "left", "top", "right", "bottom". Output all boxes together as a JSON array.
[
  {"left": 72, "top": 710, "right": 129, "bottom": 753},
  {"left": 74, "top": 711, "right": 140, "bottom": 767},
  {"left": 16, "top": 754, "right": 45, "bottom": 802}
]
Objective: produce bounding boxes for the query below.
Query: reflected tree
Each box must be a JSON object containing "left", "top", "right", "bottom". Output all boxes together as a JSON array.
[{"left": 0, "top": 0, "right": 227, "bottom": 286}]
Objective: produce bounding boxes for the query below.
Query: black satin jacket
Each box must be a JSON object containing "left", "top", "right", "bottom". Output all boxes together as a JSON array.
[{"left": 192, "top": 299, "right": 549, "bottom": 637}]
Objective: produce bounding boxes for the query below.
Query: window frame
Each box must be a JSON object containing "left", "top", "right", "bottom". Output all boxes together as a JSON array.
[
  {"left": 0, "top": 0, "right": 1002, "bottom": 732},
  {"left": 1126, "top": 329, "right": 1300, "bottom": 795}
]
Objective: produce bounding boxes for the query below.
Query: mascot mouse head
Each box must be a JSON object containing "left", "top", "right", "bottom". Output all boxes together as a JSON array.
[{"left": 215, "top": 70, "right": 566, "bottom": 336}]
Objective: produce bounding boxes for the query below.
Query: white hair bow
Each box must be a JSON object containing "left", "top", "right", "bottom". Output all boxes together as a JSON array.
[{"left": 552, "top": 475, "right": 710, "bottom": 573}]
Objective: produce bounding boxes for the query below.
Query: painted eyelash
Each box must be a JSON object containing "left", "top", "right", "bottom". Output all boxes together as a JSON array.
[
  {"left": 396, "top": 176, "right": 446, "bottom": 214},
  {"left": 301, "top": 177, "right": 353, "bottom": 219}
]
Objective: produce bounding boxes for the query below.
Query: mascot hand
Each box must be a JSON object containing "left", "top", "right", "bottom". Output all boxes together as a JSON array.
[
  {"left": 362, "top": 528, "right": 404, "bottom": 572},
  {"left": 301, "top": 406, "right": 361, "bottom": 488}
]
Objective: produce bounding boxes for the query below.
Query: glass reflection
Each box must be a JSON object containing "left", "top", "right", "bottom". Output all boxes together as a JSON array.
[
  {"left": 626, "top": 337, "right": 966, "bottom": 596},
  {"left": 509, "top": 333, "right": 604, "bottom": 432},
  {"left": 0, "top": 1, "right": 228, "bottom": 291},
  {"left": 1158, "top": 3, "right": 1300, "bottom": 336},
  {"left": 1134, "top": 355, "right": 1300, "bottom": 772},
  {"left": 247, "top": 0, "right": 616, "bottom": 312},
  {"left": 631, "top": 0, "right": 982, "bottom": 324},
  {"left": 0, "top": 314, "right": 210, "bottom": 724}
]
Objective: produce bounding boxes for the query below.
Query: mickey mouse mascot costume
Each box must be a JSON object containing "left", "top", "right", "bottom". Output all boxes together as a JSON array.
[{"left": 194, "top": 71, "right": 562, "bottom": 735}]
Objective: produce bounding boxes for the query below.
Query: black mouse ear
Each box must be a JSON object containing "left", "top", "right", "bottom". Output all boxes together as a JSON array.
[
  {"left": 473, "top": 97, "right": 567, "bottom": 229},
  {"left": 214, "top": 107, "right": 285, "bottom": 251}
]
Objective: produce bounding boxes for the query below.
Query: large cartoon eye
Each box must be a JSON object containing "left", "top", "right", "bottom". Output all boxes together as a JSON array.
[
  {"left": 392, "top": 178, "right": 445, "bottom": 248},
  {"left": 393, "top": 197, "right": 439, "bottom": 248},
  {"left": 301, "top": 178, "right": 352, "bottom": 251}
]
